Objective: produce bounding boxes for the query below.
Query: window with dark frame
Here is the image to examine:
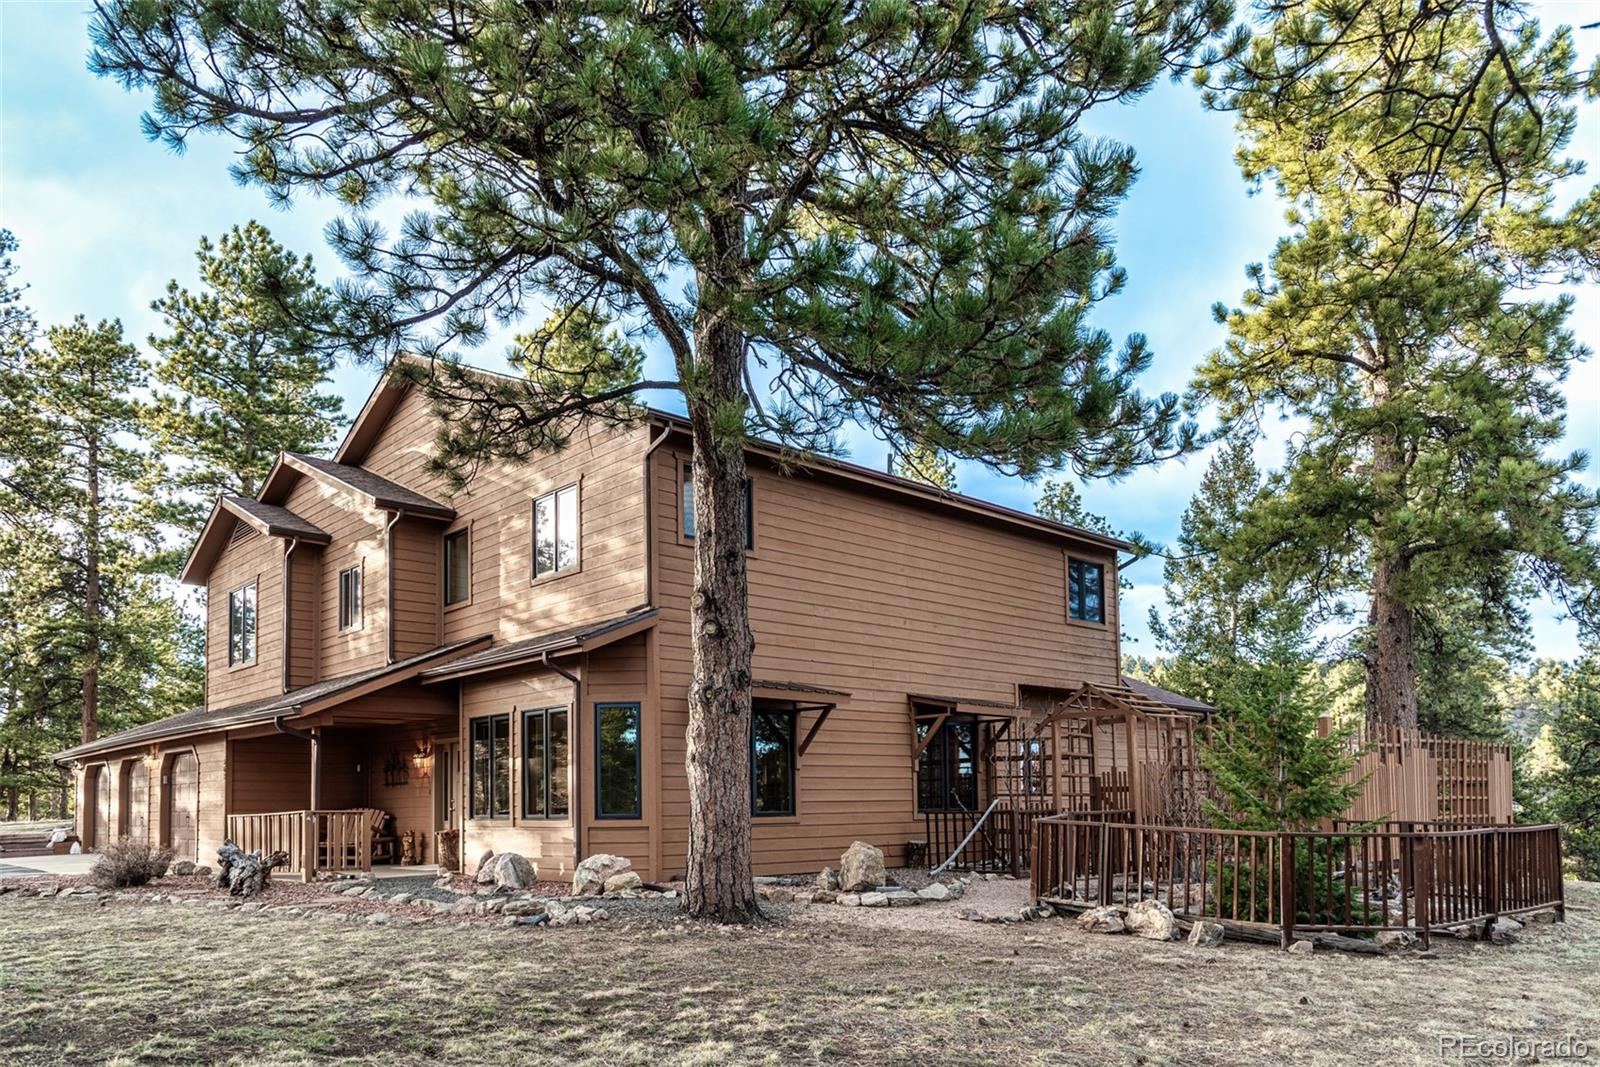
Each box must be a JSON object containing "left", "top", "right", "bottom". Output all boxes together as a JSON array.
[
  {"left": 681, "top": 462, "right": 753, "bottom": 548},
  {"left": 533, "top": 484, "right": 580, "bottom": 577},
  {"left": 750, "top": 707, "right": 796, "bottom": 816},
  {"left": 916, "top": 716, "right": 978, "bottom": 813},
  {"left": 1068, "top": 558, "right": 1106, "bottom": 624},
  {"left": 444, "top": 528, "right": 470, "bottom": 605},
  {"left": 337, "top": 565, "right": 362, "bottom": 630},
  {"left": 227, "top": 581, "right": 257, "bottom": 666},
  {"left": 469, "top": 714, "right": 510, "bottom": 820},
  {"left": 595, "top": 702, "right": 641, "bottom": 819},
  {"left": 522, "top": 706, "right": 570, "bottom": 819}
]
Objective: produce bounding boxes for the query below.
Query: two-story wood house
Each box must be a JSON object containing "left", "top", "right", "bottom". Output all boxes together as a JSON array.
[{"left": 57, "top": 365, "right": 1131, "bottom": 881}]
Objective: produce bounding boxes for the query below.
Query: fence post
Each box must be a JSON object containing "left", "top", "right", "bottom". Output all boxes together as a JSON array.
[
  {"left": 300, "top": 811, "right": 316, "bottom": 884},
  {"left": 1415, "top": 834, "right": 1433, "bottom": 950},
  {"left": 1481, "top": 829, "right": 1498, "bottom": 940},
  {"left": 1098, "top": 821, "right": 1111, "bottom": 906},
  {"left": 1279, "top": 833, "right": 1295, "bottom": 949}
]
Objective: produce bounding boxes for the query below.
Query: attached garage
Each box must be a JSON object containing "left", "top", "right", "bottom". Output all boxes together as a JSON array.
[{"left": 165, "top": 751, "right": 199, "bottom": 861}]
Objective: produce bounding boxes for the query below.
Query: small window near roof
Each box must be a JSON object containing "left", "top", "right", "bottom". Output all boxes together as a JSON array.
[
  {"left": 228, "top": 581, "right": 257, "bottom": 666},
  {"left": 682, "top": 462, "right": 753, "bottom": 548},
  {"left": 444, "top": 528, "right": 470, "bottom": 605},
  {"left": 1068, "top": 558, "right": 1105, "bottom": 623},
  {"left": 533, "top": 484, "right": 579, "bottom": 577},
  {"left": 338, "top": 565, "right": 363, "bottom": 631}
]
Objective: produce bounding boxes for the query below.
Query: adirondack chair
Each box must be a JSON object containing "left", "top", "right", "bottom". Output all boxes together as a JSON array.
[{"left": 368, "top": 808, "right": 399, "bottom": 865}]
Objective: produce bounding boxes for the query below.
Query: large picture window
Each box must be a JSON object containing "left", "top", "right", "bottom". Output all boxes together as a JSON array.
[
  {"left": 227, "top": 581, "right": 257, "bottom": 666},
  {"left": 338, "top": 565, "right": 362, "bottom": 631},
  {"left": 917, "top": 717, "right": 978, "bottom": 812},
  {"left": 522, "top": 707, "right": 570, "bottom": 819},
  {"left": 682, "top": 462, "right": 753, "bottom": 548},
  {"left": 533, "top": 484, "right": 579, "bottom": 577},
  {"left": 469, "top": 714, "right": 510, "bottom": 820},
  {"left": 751, "top": 708, "right": 796, "bottom": 816},
  {"left": 1068, "top": 558, "right": 1106, "bottom": 624},
  {"left": 444, "top": 528, "right": 470, "bottom": 606},
  {"left": 595, "top": 703, "right": 641, "bottom": 819}
]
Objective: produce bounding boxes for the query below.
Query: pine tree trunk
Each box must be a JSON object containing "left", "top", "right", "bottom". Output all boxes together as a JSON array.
[
  {"left": 81, "top": 433, "right": 101, "bottom": 744},
  {"left": 1364, "top": 367, "right": 1419, "bottom": 731},
  {"left": 682, "top": 217, "right": 758, "bottom": 923}
]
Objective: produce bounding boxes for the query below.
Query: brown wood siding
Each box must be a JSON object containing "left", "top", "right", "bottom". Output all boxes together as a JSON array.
[
  {"left": 458, "top": 664, "right": 580, "bottom": 879},
  {"left": 390, "top": 517, "right": 441, "bottom": 659},
  {"left": 650, "top": 445, "right": 1122, "bottom": 877},
  {"left": 280, "top": 477, "right": 389, "bottom": 679},
  {"left": 204, "top": 524, "right": 284, "bottom": 707},
  {"left": 581, "top": 636, "right": 654, "bottom": 876},
  {"left": 287, "top": 545, "right": 321, "bottom": 687},
  {"left": 356, "top": 386, "right": 650, "bottom": 648}
]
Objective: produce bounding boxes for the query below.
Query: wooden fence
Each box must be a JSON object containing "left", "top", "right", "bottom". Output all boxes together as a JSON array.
[
  {"left": 225, "top": 809, "right": 372, "bottom": 880},
  {"left": 1324, "top": 722, "right": 1514, "bottom": 825},
  {"left": 924, "top": 803, "right": 1054, "bottom": 875},
  {"left": 1031, "top": 816, "right": 1563, "bottom": 947}
]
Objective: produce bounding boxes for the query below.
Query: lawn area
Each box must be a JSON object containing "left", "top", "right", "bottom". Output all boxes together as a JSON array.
[{"left": 2, "top": 881, "right": 1597, "bottom": 1066}]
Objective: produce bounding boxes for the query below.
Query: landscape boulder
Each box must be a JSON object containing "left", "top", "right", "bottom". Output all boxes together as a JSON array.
[
  {"left": 473, "top": 851, "right": 498, "bottom": 885},
  {"left": 1288, "top": 939, "right": 1315, "bottom": 955},
  {"left": 1077, "top": 906, "right": 1125, "bottom": 934},
  {"left": 604, "top": 871, "right": 644, "bottom": 895},
  {"left": 816, "top": 867, "right": 840, "bottom": 891},
  {"left": 170, "top": 860, "right": 198, "bottom": 877},
  {"left": 916, "top": 883, "right": 952, "bottom": 902},
  {"left": 1373, "top": 929, "right": 1418, "bottom": 952},
  {"left": 492, "top": 853, "right": 537, "bottom": 892},
  {"left": 573, "top": 853, "right": 632, "bottom": 896},
  {"left": 1187, "top": 921, "right": 1225, "bottom": 947},
  {"left": 1125, "top": 900, "right": 1179, "bottom": 941},
  {"left": 838, "top": 841, "right": 887, "bottom": 893}
]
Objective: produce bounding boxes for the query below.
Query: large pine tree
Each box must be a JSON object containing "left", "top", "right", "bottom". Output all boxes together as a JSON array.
[
  {"left": 1198, "top": 1, "right": 1600, "bottom": 729},
  {"left": 91, "top": 0, "right": 1242, "bottom": 918},
  {"left": 145, "top": 222, "right": 344, "bottom": 531}
]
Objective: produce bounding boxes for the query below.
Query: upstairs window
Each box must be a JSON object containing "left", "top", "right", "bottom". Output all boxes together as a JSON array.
[
  {"left": 469, "top": 714, "right": 510, "bottom": 820},
  {"left": 595, "top": 703, "right": 641, "bottom": 819},
  {"left": 682, "top": 462, "right": 753, "bottom": 548},
  {"left": 1068, "top": 558, "right": 1106, "bottom": 624},
  {"left": 338, "top": 565, "right": 363, "bottom": 631},
  {"left": 444, "top": 528, "right": 471, "bottom": 606},
  {"left": 227, "top": 581, "right": 257, "bottom": 666},
  {"left": 533, "top": 484, "right": 579, "bottom": 578},
  {"left": 522, "top": 706, "right": 570, "bottom": 819},
  {"left": 751, "top": 708, "right": 796, "bottom": 817}
]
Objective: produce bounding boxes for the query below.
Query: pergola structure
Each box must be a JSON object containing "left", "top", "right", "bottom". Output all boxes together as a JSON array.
[{"left": 991, "top": 681, "right": 1214, "bottom": 825}]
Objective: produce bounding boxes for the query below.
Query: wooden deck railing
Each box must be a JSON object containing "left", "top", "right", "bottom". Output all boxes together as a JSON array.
[
  {"left": 1031, "top": 816, "right": 1563, "bottom": 947},
  {"left": 225, "top": 810, "right": 372, "bottom": 880},
  {"left": 924, "top": 802, "right": 1055, "bottom": 875}
]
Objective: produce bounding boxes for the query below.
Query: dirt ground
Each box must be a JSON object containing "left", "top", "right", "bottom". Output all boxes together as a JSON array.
[{"left": 1, "top": 879, "right": 1596, "bottom": 1066}]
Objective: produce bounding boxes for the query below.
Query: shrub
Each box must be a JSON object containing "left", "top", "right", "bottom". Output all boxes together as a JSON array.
[{"left": 88, "top": 841, "right": 174, "bottom": 889}]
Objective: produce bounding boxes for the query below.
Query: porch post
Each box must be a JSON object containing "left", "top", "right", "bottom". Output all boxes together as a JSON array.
[{"left": 309, "top": 728, "right": 322, "bottom": 811}]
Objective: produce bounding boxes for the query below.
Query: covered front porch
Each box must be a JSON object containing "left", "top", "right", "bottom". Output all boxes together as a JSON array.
[{"left": 224, "top": 680, "right": 460, "bottom": 880}]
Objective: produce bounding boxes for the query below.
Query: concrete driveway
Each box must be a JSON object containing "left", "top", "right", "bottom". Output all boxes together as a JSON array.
[{"left": 0, "top": 854, "right": 97, "bottom": 878}]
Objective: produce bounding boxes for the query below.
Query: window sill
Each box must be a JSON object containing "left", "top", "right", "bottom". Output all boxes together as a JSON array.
[
  {"left": 752, "top": 813, "right": 801, "bottom": 825},
  {"left": 530, "top": 566, "right": 582, "bottom": 588},
  {"left": 1065, "top": 617, "right": 1109, "bottom": 630}
]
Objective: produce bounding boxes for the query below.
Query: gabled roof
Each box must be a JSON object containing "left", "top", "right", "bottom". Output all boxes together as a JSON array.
[
  {"left": 179, "top": 494, "right": 332, "bottom": 585},
  {"left": 54, "top": 635, "right": 492, "bottom": 763},
  {"left": 332, "top": 359, "right": 1134, "bottom": 556},
  {"left": 258, "top": 452, "right": 455, "bottom": 520},
  {"left": 419, "top": 609, "right": 658, "bottom": 682}
]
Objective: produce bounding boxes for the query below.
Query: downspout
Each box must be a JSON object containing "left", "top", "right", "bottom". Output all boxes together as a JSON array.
[
  {"left": 384, "top": 508, "right": 407, "bottom": 664},
  {"left": 282, "top": 538, "right": 300, "bottom": 694},
  {"left": 542, "top": 650, "right": 582, "bottom": 873},
  {"left": 642, "top": 424, "right": 672, "bottom": 610},
  {"left": 275, "top": 716, "right": 321, "bottom": 811}
]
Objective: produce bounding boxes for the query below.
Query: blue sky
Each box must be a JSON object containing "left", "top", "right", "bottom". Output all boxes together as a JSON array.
[{"left": 2, "top": 2, "right": 1596, "bottom": 660}]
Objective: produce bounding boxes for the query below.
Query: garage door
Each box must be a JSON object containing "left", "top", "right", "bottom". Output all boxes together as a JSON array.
[
  {"left": 166, "top": 752, "right": 199, "bottom": 862},
  {"left": 93, "top": 767, "right": 113, "bottom": 851},
  {"left": 124, "top": 761, "right": 149, "bottom": 845}
]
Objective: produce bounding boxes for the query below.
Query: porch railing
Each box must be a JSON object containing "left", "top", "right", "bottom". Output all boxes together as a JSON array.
[
  {"left": 923, "top": 801, "right": 1055, "bottom": 875},
  {"left": 225, "top": 809, "right": 372, "bottom": 880},
  {"left": 1031, "top": 816, "right": 1564, "bottom": 947}
]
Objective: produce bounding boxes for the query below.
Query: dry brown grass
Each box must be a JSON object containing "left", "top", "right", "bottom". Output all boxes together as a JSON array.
[{"left": 2, "top": 881, "right": 1597, "bottom": 1065}]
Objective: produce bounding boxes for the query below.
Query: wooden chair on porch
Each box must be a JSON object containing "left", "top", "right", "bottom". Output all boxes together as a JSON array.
[{"left": 368, "top": 809, "right": 399, "bottom": 865}]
